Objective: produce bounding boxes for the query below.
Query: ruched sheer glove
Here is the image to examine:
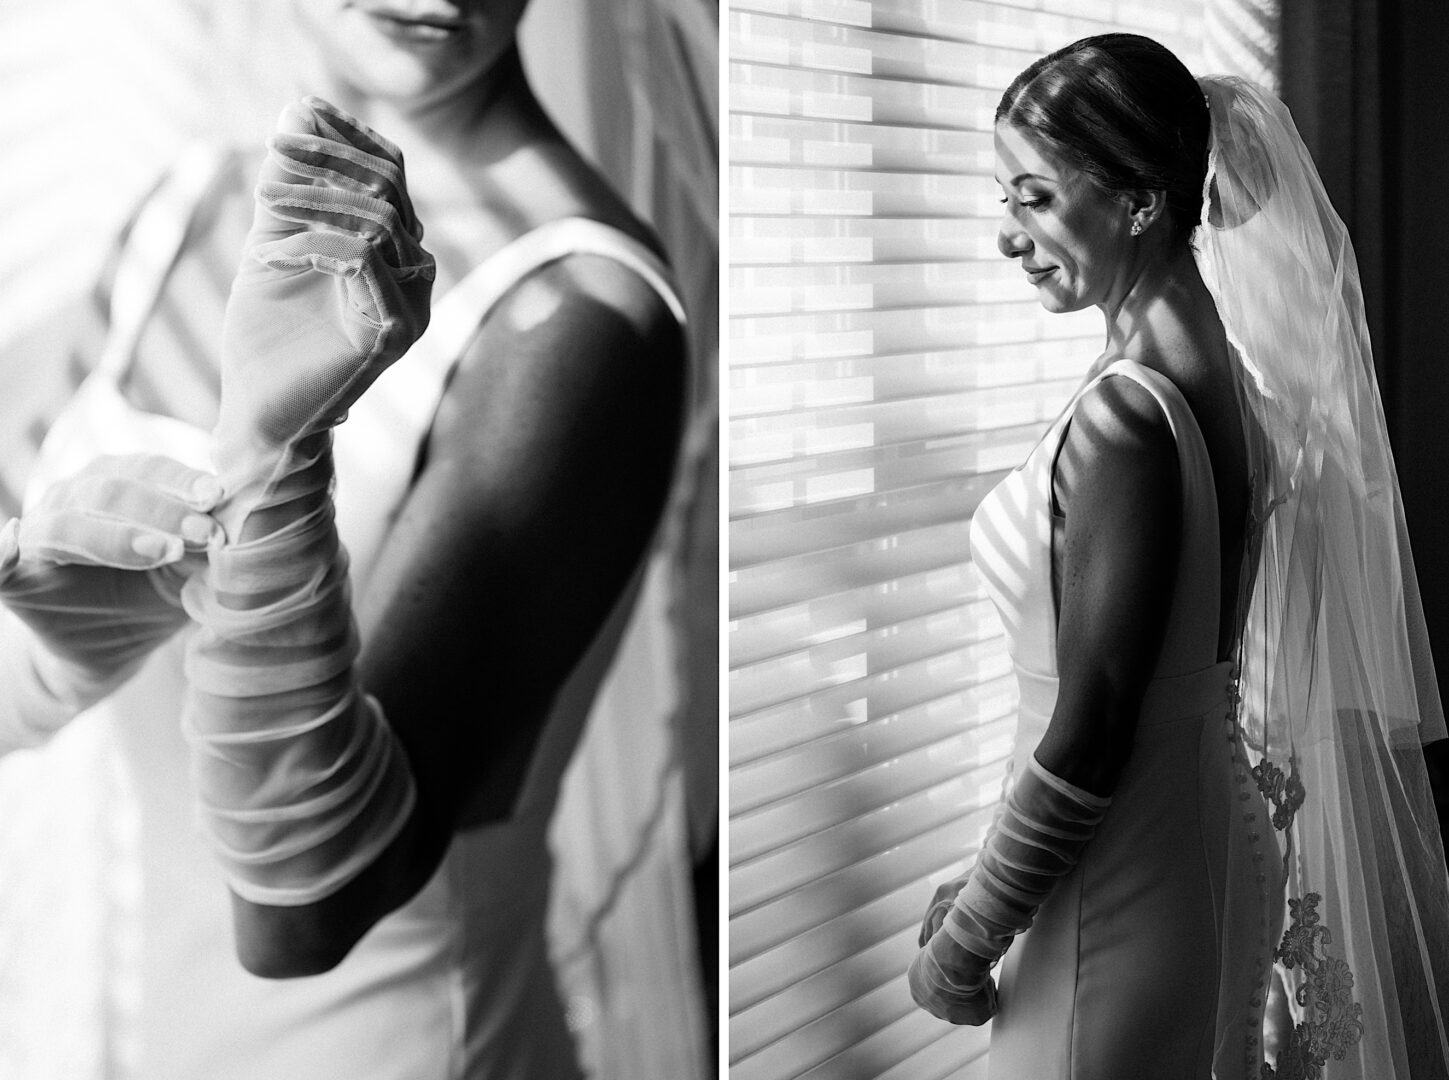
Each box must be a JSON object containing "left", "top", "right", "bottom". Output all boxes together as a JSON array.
[
  {"left": 211, "top": 96, "right": 433, "bottom": 525},
  {"left": 917, "top": 868, "right": 976, "bottom": 948},
  {"left": 182, "top": 96, "right": 434, "bottom": 906},
  {"left": 910, "top": 755, "right": 1110, "bottom": 1025},
  {"left": 0, "top": 455, "right": 221, "bottom": 753}
]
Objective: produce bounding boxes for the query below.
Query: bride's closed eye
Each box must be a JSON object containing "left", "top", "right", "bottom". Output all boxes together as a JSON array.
[{"left": 999, "top": 195, "right": 1049, "bottom": 210}]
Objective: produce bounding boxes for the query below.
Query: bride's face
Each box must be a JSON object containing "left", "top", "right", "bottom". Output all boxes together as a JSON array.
[
  {"left": 993, "top": 123, "right": 1135, "bottom": 315},
  {"left": 290, "top": 0, "right": 530, "bottom": 111}
]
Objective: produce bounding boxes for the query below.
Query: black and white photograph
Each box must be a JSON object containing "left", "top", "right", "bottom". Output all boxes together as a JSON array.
[{"left": 7, "top": 0, "right": 1449, "bottom": 1077}]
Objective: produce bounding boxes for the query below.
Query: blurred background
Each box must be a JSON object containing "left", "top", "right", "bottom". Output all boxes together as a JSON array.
[
  {"left": 726, "top": 0, "right": 1449, "bottom": 1076},
  {"left": 0, "top": 2, "right": 718, "bottom": 1078}
]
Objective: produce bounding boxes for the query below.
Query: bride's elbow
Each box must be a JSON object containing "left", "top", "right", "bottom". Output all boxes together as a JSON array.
[{"left": 230, "top": 893, "right": 368, "bottom": 979}]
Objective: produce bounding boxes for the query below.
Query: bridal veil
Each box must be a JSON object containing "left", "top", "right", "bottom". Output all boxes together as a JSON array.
[{"left": 1198, "top": 74, "right": 1449, "bottom": 1078}]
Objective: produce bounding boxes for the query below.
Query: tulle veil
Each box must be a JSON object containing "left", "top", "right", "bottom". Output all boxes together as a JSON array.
[{"left": 1196, "top": 74, "right": 1449, "bottom": 1078}]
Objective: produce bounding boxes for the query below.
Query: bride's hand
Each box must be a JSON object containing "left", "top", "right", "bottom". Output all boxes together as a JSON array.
[
  {"left": 918, "top": 871, "right": 971, "bottom": 946},
  {"left": 0, "top": 454, "right": 221, "bottom": 674},
  {"left": 908, "top": 940, "right": 998, "bottom": 1026},
  {"left": 216, "top": 95, "right": 434, "bottom": 468}
]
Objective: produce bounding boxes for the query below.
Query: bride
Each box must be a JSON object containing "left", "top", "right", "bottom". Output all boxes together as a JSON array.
[{"left": 910, "top": 33, "right": 1449, "bottom": 1079}]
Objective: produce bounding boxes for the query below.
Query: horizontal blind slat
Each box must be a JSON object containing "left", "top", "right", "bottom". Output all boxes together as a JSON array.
[
  {"left": 729, "top": 595, "right": 1005, "bottom": 714},
  {"left": 730, "top": 561, "right": 989, "bottom": 667},
  {"left": 730, "top": 712, "right": 1016, "bottom": 856},
  {"left": 729, "top": 683, "right": 1017, "bottom": 817},
  {"left": 729, "top": 518, "right": 975, "bottom": 620},
  {"left": 729, "top": 873, "right": 955, "bottom": 1014},
  {"left": 729, "top": 764, "right": 1003, "bottom": 915},
  {"left": 732, "top": 940, "right": 991, "bottom": 1075},
  {"left": 730, "top": 634, "right": 1011, "bottom": 765},
  {"left": 730, "top": 809, "right": 995, "bottom": 965}
]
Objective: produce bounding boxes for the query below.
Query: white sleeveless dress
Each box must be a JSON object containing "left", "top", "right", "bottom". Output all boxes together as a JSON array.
[
  {"left": 0, "top": 148, "right": 705, "bottom": 1080},
  {"left": 968, "top": 359, "right": 1283, "bottom": 1079}
]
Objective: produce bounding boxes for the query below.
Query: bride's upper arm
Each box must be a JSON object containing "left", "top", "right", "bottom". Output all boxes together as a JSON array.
[
  {"left": 1040, "top": 374, "right": 1181, "bottom": 795},
  {"left": 353, "top": 253, "right": 686, "bottom": 826}
]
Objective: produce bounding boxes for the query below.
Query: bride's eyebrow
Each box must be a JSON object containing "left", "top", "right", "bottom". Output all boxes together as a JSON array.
[{"left": 993, "top": 172, "right": 1054, "bottom": 188}]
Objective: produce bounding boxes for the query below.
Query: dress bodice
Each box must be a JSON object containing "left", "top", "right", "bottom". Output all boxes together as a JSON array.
[{"left": 968, "top": 359, "right": 1232, "bottom": 772}]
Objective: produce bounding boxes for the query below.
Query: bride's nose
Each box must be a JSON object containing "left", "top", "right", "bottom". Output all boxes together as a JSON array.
[{"left": 998, "top": 213, "right": 1030, "bottom": 260}]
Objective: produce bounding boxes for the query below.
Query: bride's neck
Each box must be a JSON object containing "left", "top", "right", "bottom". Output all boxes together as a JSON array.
[
  {"left": 1101, "top": 244, "right": 1221, "bottom": 362},
  {"left": 357, "top": 47, "right": 545, "bottom": 169}
]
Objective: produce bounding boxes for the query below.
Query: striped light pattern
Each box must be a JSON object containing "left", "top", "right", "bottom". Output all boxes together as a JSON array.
[
  {"left": 0, "top": 8, "right": 294, "bottom": 1076},
  {"left": 0, "top": 0, "right": 298, "bottom": 347},
  {"left": 0, "top": 0, "right": 299, "bottom": 517},
  {"left": 728, "top": 4, "right": 1206, "bottom": 1077}
]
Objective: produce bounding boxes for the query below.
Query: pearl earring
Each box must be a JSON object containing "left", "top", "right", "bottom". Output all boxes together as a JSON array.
[{"left": 1130, "top": 222, "right": 1143, "bottom": 237}]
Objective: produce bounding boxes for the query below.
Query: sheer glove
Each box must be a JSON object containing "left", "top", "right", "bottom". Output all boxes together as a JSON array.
[
  {"left": 0, "top": 454, "right": 220, "bottom": 752},
  {"left": 917, "top": 869, "right": 973, "bottom": 947},
  {"left": 910, "top": 755, "right": 1110, "bottom": 1025},
  {"left": 183, "top": 97, "right": 432, "bottom": 907},
  {"left": 213, "top": 94, "right": 433, "bottom": 534}
]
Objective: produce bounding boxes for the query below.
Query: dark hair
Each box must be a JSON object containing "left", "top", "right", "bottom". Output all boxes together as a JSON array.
[{"left": 996, "top": 34, "right": 1209, "bottom": 248}]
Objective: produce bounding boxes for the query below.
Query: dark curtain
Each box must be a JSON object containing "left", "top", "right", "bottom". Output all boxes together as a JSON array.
[{"left": 1278, "top": 0, "right": 1449, "bottom": 826}]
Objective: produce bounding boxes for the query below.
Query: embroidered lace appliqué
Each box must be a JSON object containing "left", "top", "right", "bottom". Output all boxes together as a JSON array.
[
  {"left": 1261, "top": 893, "right": 1364, "bottom": 1080},
  {"left": 1251, "top": 757, "right": 1304, "bottom": 832}
]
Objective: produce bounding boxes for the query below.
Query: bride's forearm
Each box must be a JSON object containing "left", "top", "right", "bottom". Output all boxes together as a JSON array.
[
  {"left": 213, "top": 429, "right": 334, "bottom": 545},
  {"left": 184, "top": 436, "right": 417, "bottom": 917}
]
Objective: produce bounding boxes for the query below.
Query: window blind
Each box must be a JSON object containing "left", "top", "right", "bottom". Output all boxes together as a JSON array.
[{"left": 727, "top": 4, "right": 1207, "bottom": 1078}]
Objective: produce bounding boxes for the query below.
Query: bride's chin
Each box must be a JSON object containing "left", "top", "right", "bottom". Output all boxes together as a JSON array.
[
  {"left": 325, "top": 51, "right": 467, "bottom": 112},
  {"left": 304, "top": 15, "right": 477, "bottom": 103},
  {"left": 1035, "top": 289, "right": 1084, "bottom": 316}
]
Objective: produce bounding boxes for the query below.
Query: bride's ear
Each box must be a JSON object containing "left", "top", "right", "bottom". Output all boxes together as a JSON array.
[{"left": 1124, "top": 189, "right": 1168, "bottom": 237}]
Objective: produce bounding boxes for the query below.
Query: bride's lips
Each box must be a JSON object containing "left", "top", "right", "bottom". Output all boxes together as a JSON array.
[{"left": 356, "top": 4, "right": 469, "bottom": 42}]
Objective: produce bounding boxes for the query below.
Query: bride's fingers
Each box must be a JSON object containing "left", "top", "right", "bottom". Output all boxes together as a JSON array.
[
  {"left": 257, "top": 180, "right": 400, "bottom": 238},
  {"left": 301, "top": 95, "right": 405, "bottom": 175},
  {"left": 15, "top": 507, "right": 204, "bottom": 570},
  {"left": 253, "top": 98, "right": 425, "bottom": 262},
  {"left": 37, "top": 468, "right": 218, "bottom": 532},
  {"left": 81, "top": 455, "right": 223, "bottom": 513},
  {"left": 267, "top": 134, "right": 419, "bottom": 239},
  {"left": 271, "top": 130, "right": 403, "bottom": 192},
  {"left": 919, "top": 899, "right": 951, "bottom": 947},
  {"left": 255, "top": 181, "right": 425, "bottom": 273},
  {"left": 21, "top": 470, "right": 221, "bottom": 569},
  {"left": 294, "top": 96, "right": 424, "bottom": 240}
]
